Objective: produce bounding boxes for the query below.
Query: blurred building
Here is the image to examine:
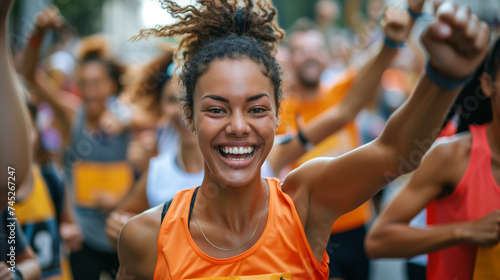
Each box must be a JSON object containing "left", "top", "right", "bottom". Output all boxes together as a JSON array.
[{"left": 102, "top": 0, "right": 146, "bottom": 63}]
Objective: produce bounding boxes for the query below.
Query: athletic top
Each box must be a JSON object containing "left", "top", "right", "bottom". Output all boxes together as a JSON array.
[
  {"left": 277, "top": 68, "right": 371, "bottom": 234},
  {"left": 15, "top": 164, "right": 63, "bottom": 279},
  {"left": 426, "top": 124, "right": 500, "bottom": 280},
  {"left": 153, "top": 178, "right": 330, "bottom": 280},
  {"left": 156, "top": 124, "right": 179, "bottom": 157},
  {"left": 65, "top": 108, "right": 132, "bottom": 253},
  {"left": 146, "top": 150, "right": 204, "bottom": 207}
]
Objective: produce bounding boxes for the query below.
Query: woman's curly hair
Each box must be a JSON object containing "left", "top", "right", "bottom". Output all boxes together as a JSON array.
[
  {"left": 132, "top": 0, "right": 285, "bottom": 118},
  {"left": 78, "top": 35, "right": 126, "bottom": 94}
]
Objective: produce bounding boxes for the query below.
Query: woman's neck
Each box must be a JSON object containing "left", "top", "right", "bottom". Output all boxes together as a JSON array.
[
  {"left": 196, "top": 171, "right": 268, "bottom": 233},
  {"left": 178, "top": 140, "right": 204, "bottom": 173}
]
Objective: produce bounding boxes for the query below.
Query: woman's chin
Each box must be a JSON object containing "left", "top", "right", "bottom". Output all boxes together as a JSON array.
[{"left": 211, "top": 168, "right": 261, "bottom": 188}]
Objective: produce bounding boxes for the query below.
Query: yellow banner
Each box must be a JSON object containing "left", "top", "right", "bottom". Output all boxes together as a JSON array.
[{"left": 73, "top": 161, "right": 133, "bottom": 207}]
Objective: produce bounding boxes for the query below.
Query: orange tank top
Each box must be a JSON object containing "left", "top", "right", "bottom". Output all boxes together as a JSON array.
[
  {"left": 426, "top": 125, "right": 500, "bottom": 280},
  {"left": 153, "top": 177, "right": 330, "bottom": 280}
]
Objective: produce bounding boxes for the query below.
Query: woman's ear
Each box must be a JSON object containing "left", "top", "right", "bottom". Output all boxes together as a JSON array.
[
  {"left": 480, "top": 72, "right": 493, "bottom": 98},
  {"left": 184, "top": 107, "right": 195, "bottom": 134}
]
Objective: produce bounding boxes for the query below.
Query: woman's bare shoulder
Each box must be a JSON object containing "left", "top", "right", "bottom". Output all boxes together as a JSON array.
[{"left": 117, "top": 205, "right": 163, "bottom": 279}]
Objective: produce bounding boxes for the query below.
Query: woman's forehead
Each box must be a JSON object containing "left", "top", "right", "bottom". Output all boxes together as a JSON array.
[{"left": 194, "top": 58, "right": 275, "bottom": 102}]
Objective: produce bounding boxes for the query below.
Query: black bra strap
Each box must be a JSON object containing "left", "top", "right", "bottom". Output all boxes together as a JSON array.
[
  {"left": 188, "top": 187, "right": 199, "bottom": 223},
  {"left": 161, "top": 187, "right": 199, "bottom": 224}
]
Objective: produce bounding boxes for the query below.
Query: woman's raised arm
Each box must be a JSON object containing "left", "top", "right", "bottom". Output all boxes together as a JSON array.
[{"left": 285, "top": 2, "right": 491, "bottom": 221}]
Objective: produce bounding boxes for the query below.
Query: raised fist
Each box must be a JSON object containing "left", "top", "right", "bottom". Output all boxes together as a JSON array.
[
  {"left": 421, "top": 2, "right": 490, "bottom": 80},
  {"left": 34, "top": 6, "right": 64, "bottom": 31},
  {"left": 381, "top": 7, "right": 411, "bottom": 44}
]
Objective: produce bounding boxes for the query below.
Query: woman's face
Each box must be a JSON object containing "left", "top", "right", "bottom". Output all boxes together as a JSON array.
[
  {"left": 79, "top": 61, "right": 116, "bottom": 118},
  {"left": 162, "top": 76, "right": 196, "bottom": 143},
  {"left": 188, "top": 57, "right": 277, "bottom": 187}
]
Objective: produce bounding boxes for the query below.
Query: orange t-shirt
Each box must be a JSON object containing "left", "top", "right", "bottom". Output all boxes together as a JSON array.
[
  {"left": 153, "top": 178, "right": 330, "bottom": 280},
  {"left": 277, "top": 69, "right": 372, "bottom": 233}
]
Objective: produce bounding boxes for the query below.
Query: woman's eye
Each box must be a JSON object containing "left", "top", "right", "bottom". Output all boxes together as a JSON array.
[
  {"left": 250, "top": 108, "right": 265, "bottom": 114},
  {"left": 208, "top": 108, "right": 225, "bottom": 114}
]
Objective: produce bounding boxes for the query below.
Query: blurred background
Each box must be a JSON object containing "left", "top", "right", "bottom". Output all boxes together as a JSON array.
[
  {"left": 6, "top": 1, "right": 499, "bottom": 280},
  {"left": 8, "top": 0, "right": 499, "bottom": 63}
]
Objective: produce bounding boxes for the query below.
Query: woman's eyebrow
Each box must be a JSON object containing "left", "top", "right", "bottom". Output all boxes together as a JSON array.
[
  {"left": 201, "top": 95, "right": 229, "bottom": 103},
  {"left": 201, "top": 93, "right": 270, "bottom": 103},
  {"left": 246, "top": 93, "right": 270, "bottom": 102}
]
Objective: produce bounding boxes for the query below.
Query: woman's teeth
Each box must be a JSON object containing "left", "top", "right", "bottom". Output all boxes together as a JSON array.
[
  {"left": 222, "top": 146, "right": 254, "bottom": 154},
  {"left": 219, "top": 146, "right": 255, "bottom": 160}
]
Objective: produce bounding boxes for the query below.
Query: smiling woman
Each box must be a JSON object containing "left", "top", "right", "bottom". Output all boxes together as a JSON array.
[
  {"left": 116, "top": 0, "right": 491, "bottom": 279},
  {"left": 191, "top": 58, "right": 277, "bottom": 187}
]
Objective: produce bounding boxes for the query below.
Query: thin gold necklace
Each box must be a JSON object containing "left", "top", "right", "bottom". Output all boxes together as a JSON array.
[{"left": 193, "top": 209, "right": 264, "bottom": 252}]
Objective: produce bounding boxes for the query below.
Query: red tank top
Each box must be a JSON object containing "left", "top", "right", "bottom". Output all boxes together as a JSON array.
[
  {"left": 153, "top": 178, "right": 330, "bottom": 280},
  {"left": 426, "top": 124, "right": 500, "bottom": 279}
]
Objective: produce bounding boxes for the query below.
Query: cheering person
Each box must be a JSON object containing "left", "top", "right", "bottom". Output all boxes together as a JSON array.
[{"left": 117, "top": 1, "right": 490, "bottom": 279}]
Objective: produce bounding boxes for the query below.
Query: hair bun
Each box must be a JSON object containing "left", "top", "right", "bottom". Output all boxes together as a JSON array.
[{"left": 132, "top": 0, "right": 284, "bottom": 65}]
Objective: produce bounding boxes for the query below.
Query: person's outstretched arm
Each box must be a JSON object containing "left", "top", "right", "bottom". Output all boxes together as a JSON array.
[
  {"left": 285, "top": 2, "right": 490, "bottom": 223},
  {"left": 0, "top": 0, "right": 31, "bottom": 209},
  {"left": 268, "top": 7, "right": 410, "bottom": 175},
  {"left": 19, "top": 6, "right": 74, "bottom": 142}
]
